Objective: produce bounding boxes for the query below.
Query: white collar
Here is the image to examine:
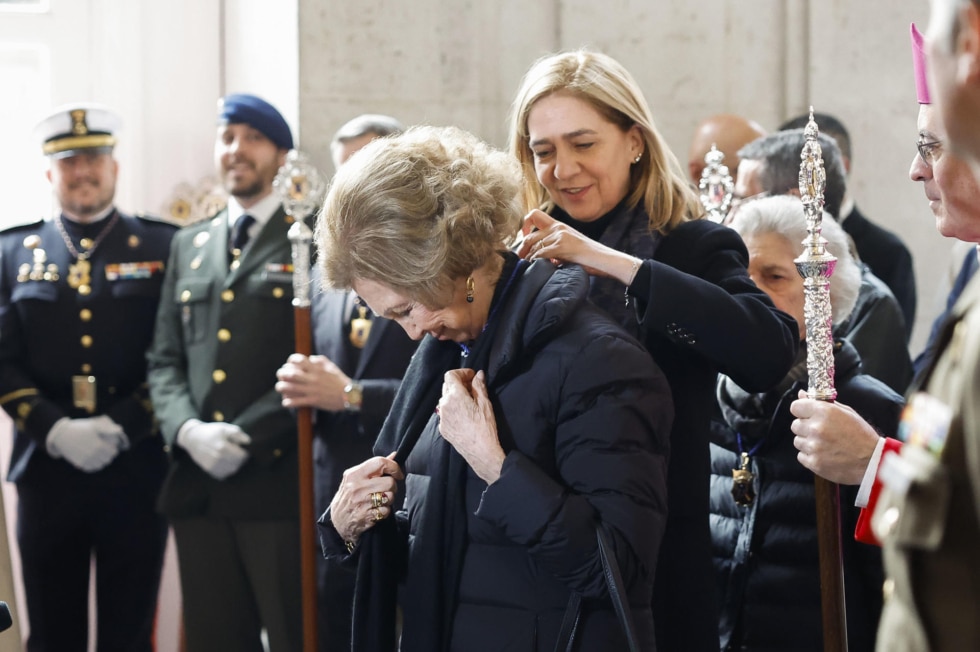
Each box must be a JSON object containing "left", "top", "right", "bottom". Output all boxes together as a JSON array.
[{"left": 226, "top": 193, "right": 281, "bottom": 228}]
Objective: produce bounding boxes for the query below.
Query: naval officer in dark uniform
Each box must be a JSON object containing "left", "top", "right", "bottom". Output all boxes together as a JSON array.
[
  {"left": 0, "top": 103, "right": 176, "bottom": 651},
  {"left": 147, "top": 94, "right": 305, "bottom": 652}
]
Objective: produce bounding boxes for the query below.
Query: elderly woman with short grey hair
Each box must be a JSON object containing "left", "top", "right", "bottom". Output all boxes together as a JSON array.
[{"left": 708, "top": 194, "right": 904, "bottom": 652}]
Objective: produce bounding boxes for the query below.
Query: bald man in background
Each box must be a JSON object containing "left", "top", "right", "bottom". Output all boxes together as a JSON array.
[{"left": 687, "top": 113, "right": 767, "bottom": 185}]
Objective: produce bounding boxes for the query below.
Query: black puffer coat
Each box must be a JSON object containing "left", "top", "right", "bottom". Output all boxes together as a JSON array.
[
  {"left": 324, "top": 258, "right": 673, "bottom": 652},
  {"left": 710, "top": 340, "right": 904, "bottom": 652}
]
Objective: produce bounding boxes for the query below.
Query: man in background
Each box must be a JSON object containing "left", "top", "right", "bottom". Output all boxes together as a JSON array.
[
  {"left": 779, "top": 112, "right": 917, "bottom": 337},
  {"left": 735, "top": 130, "right": 914, "bottom": 394},
  {"left": 0, "top": 103, "right": 175, "bottom": 651},
  {"left": 148, "top": 93, "right": 304, "bottom": 651},
  {"left": 791, "top": 18, "right": 980, "bottom": 649},
  {"left": 276, "top": 113, "right": 419, "bottom": 652},
  {"left": 687, "top": 113, "right": 767, "bottom": 185}
]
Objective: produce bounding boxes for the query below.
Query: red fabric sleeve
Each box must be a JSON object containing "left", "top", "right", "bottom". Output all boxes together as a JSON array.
[{"left": 854, "top": 438, "right": 904, "bottom": 546}]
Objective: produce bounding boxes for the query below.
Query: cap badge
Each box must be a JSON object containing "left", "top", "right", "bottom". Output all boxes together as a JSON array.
[{"left": 70, "top": 109, "right": 89, "bottom": 136}]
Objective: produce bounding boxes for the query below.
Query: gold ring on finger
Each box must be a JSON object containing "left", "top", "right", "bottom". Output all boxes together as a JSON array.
[
  {"left": 371, "top": 491, "right": 383, "bottom": 509},
  {"left": 372, "top": 506, "right": 383, "bottom": 522}
]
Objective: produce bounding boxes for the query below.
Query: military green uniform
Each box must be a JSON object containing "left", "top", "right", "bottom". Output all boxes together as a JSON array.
[
  {"left": 147, "top": 206, "right": 306, "bottom": 650},
  {"left": 873, "top": 276, "right": 980, "bottom": 650}
]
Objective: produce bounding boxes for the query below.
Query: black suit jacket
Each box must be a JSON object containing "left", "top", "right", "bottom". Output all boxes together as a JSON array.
[
  {"left": 835, "top": 265, "right": 914, "bottom": 394},
  {"left": 308, "top": 288, "right": 418, "bottom": 513},
  {"left": 913, "top": 247, "right": 979, "bottom": 377},
  {"left": 843, "top": 205, "right": 916, "bottom": 341}
]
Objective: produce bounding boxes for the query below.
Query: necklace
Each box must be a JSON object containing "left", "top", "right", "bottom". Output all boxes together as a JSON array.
[
  {"left": 731, "top": 432, "right": 764, "bottom": 507},
  {"left": 349, "top": 296, "right": 372, "bottom": 349},
  {"left": 55, "top": 212, "right": 121, "bottom": 292}
]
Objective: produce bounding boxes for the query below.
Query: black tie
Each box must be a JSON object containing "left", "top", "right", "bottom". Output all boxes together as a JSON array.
[{"left": 230, "top": 214, "right": 256, "bottom": 255}]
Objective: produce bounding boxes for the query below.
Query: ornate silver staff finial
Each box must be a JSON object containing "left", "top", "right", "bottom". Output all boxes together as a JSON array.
[
  {"left": 795, "top": 108, "right": 837, "bottom": 401},
  {"left": 698, "top": 144, "right": 734, "bottom": 223},
  {"left": 274, "top": 150, "right": 327, "bottom": 309}
]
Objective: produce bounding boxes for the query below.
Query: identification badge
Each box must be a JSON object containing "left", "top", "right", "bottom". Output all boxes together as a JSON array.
[
  {"left": 72, "top": 375, "right": 97, "bottom": 413},
  {"left": 897, "top": 392, "right": 953, "bottom": 458}
]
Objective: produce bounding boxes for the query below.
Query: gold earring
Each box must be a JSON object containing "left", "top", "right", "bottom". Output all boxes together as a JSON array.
[{"left": 466, "top": 277, "right": 475, "bottom": 303}]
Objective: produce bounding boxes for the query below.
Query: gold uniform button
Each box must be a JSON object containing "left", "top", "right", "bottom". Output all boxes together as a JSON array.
[
  {"left": 221, "top": 290, "right": 235, "bottom": 303},
  {"left": 190, "top": 257, "right": 202, "bottom": 270},
  {"left": 81, "top": 335, "right": 93, "bottom": 348},
  {"left": 883, "top": 578, "right": 895, "bottom": 601},
  {"left": 213, "top": 411, "right": 225, "bottom": 422},
  {"left": 212, "top": 369, "right": 227, "bottom": 383},
  {"left": 81, "top": 363, "right": 92, "bottom": 373},
  {"left": 78, "top": 285, "right": 91, "bottom": 296},
  {"left": 180, "top": 290, "right": 191, "bottom": 302},
  {"left": 80, "top": 238, "right": 94, "bottom": 250},
  {"left": 273, "top": 449, "right": 282, "bottom": 458},
  {"left": 217, "top": 329, "right": 231, "bottom": 342},
  {"left": 79, "top": 309, "right": 92, "bottom": 321},
  {"left": 272, "top": 287, "right": 285, "bottom": 299}
]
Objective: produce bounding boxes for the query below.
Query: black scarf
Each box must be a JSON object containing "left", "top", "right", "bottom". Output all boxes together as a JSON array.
[
  {"left": 351, "top": 254, "right": 524, "bottom": 652},
  {"left": 551, "top": 200, "right": 660, "bottom": 339}
]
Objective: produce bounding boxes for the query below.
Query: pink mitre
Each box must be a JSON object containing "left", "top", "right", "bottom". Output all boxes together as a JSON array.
[{"left": 911, "top": 22, "right": 931, "bottom": 105}]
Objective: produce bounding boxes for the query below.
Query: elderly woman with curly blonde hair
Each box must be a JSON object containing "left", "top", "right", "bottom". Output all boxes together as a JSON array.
[{"left": 318, "top": 125, "right": 673, "bottom": 651}]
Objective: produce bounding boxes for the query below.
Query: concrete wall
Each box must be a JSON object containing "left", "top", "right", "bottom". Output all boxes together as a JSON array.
[{"left": 272, "top": 0, "right": 940, "bottom": 350}]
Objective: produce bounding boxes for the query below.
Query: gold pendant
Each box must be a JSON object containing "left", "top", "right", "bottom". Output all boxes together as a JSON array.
[
  {"left": 349, "top": 306, "right": 372, "bottom": 349},
  {"left": 67, "top": 257, "right": 92, "bottom": 290},
  {"left": 731, "top": 451, "right": 756, "bottom": 507}
]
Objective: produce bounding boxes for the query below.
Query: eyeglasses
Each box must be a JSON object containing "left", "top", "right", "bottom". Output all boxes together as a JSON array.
[
  {"left": 725, "top": 191, "right": 770, "bottom": 225},
  {"left": 916, "top": 139, "right": 944, "bottom": 167}
]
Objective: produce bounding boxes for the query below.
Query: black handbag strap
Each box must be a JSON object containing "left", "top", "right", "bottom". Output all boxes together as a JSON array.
[
  {"left": 597, "top": 526, "right": 641, "bottom": 652},
  {"left": 555, "top": 592, "right": 582, "bottom": 652},
  {"left": 554, "top": 526, "right": 641, "bottom": 652}
]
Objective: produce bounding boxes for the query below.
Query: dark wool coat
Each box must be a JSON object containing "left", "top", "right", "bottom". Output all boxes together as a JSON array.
[
  {"left": 324, "top": 259, "right": 673, "bottom": 652},
  {"left": 841, "top": 204, "right": 917, "bottom": 339},
  {"left": 555, "top": 201, "right": 800, "bottom": 652},
  {"left": 710, "top": 340, "right": 905, "bottom": 652}
]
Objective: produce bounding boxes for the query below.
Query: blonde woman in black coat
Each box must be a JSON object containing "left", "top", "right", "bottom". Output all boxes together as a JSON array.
[{"left": 509, "top": 49, "right": 799, "bottom": 651}]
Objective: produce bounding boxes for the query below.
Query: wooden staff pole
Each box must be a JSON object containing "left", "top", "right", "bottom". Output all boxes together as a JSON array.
[
  {"left": 292, "top": 287, "right": 318, "bottom": 652},
  {"left": 794, "top": 109, "right": 848, "bottom": 652},
  {"left": 277, "top": 151, "right": 326, "bottom": 652}
]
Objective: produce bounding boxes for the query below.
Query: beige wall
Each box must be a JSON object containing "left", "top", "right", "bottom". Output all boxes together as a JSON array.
[{"left": 273, "top": 0, "right": 941, "bottom": 351}]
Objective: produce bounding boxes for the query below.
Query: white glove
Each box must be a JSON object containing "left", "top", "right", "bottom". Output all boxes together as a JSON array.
[
  {"left": 46, "top": 415, "right": 129, "bottom": 473},
  {"left": 177, "top": 420, "right": 251, "bottom": 480}
]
